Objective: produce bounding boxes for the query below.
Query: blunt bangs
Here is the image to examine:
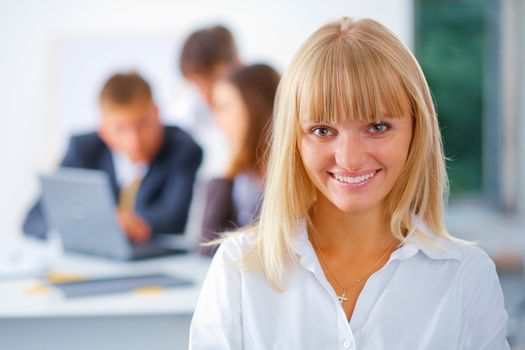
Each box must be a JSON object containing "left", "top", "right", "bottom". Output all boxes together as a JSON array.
[{"left": 296, "top": 36, "right": 412, "bottom": 124}]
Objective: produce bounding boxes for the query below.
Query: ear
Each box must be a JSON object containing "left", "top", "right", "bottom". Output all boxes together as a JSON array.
[{"left": 150, "top": 103, "right": 161, "bottom": 123}]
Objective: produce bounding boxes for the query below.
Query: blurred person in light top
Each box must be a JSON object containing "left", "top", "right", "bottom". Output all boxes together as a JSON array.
[
  {"left": 172, "top": 25, "right": 244, "bottom": 179},
  {"left": 199, "top": 64, "right": 280, "bottom": 256}
]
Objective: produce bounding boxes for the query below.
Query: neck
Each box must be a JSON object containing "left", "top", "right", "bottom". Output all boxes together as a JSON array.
[{"left": 310, "top": 194, "right": 393, "bottom": 259}]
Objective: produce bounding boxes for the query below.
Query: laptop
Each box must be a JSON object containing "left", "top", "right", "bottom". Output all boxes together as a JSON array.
[{"left": 39, "top": 167, "right": 188, "bottom": 260}]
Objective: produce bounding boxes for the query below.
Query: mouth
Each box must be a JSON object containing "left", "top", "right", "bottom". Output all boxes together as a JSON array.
[{"left": 329, "top": 169, "right": 380, "bottom": 188}]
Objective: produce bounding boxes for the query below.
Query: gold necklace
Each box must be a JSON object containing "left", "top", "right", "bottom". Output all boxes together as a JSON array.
[{"left": 309, "top": 229, "right": 397, "bottom": 304}]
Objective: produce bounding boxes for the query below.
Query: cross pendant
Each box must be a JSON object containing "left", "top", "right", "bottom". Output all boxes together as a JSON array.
[{"left": 338, "top": 292, "right": 348, "bottom": 303}]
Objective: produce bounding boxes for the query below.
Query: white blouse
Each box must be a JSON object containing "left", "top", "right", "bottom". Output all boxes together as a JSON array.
[{"left": 189, "top": 219, "right": 509, "bottom": 349}]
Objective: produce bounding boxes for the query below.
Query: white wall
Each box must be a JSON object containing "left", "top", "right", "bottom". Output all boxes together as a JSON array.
[
  {"left": 0, "top": 0, "right": 414, "bottom": 245},
  {"left": 516, "top": 0, "right": 525, "bottom": 214}
]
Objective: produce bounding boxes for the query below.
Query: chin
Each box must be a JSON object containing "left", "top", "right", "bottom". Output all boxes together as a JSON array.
[
  {"left": 129, "top": 155, "right": 148, "bottom": 163},
  {"left": 330, "top": 197, "right": 379, "bottom": 214},
  {"left": 336, "top": 204, "right": 374, "bottom": 214}
]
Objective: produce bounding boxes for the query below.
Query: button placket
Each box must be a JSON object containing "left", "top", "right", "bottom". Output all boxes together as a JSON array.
[
  {"left": 343, "top": 339, "right": 353, "bottom": 349},
  {"left": 338, "top": 313, "right": 356, "bottom": 350}
]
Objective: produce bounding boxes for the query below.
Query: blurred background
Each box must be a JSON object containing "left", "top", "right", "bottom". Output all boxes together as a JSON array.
[
  {"left": 415, "top": 0, "right": 525, "bottom": 345},
  {"left": 0, "top": 0, "right": 524, "bottom": 348},
  {"left": 0, "top": 0, "right": 413, "bottom": 246}
]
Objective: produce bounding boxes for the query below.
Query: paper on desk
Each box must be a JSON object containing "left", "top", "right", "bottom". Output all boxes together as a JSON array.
[
  {"left": 0, "top": 246, "right": 49, "bottom": 280},
  {"left": 0, "top": 231, "right": 62, "bottom": 280},
  {"left": 24, "top": 271, "right": 88, "bottom": 295}
]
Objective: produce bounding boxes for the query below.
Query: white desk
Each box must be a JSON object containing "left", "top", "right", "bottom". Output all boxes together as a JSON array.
[{"left": 0, "top": 239, "right": 211, "bottom": 350}]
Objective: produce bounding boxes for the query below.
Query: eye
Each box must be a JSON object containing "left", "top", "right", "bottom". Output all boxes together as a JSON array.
[
  {"left": 368, "top": 122, "right": 390, "bottom": 134},
  {"left": 311, "top": 126, "right": 335, "bottom": 137}
]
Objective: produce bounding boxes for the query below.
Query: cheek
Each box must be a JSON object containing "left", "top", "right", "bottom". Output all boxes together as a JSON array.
[
  {"left": 377, "top": 135, "right": 412, "bottom": 176},
  {"left": 220, "top": 115, "right": 242, "bottom": 142},
  {"left": 300, "top": 139, "right": 332, "bottom": 175},
  {"left": 216, "top": 106, "right": 245, "bottom": 139},
  {"left": 235, "top": 105, "right": 249, "bottom": 139},
  {"left": 229, "top": 110, "right": 249, "bottom": 144},
  {"left": 108, "top": 129, "right": 127, "bottom": 147}
]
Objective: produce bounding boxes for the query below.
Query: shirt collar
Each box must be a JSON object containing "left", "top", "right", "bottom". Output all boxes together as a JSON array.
[
  {"left": 291, "top": 215, "right": 461, "bottom": 270},
  {"left": 291, "top": 220, "right": 324, "bottom": 274},
  {"left": 111, "top": 151, "right": 149, "bottom": 187},
  {"left": 394, "top": 215, "right": 461, "bottom": 261}
]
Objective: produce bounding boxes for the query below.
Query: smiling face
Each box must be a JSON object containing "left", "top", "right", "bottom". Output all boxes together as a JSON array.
[
  {"left": 289, "top": 24, "right": 418, "bottom": 217},
  {"left": 299, "top": 106, "right": 413, "bottom": 214}
]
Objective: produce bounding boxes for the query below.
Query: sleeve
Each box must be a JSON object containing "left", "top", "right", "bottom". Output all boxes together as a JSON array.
[
  {"left": 458, "top": 250, "right": 510, "bottom": 350},
  {"left": 189, "top": 239, "right": 243, "bottom": 349},
  {"left": 22, "top": 136, "right": 83, "bottom": 239},
  {"left": 136, "top": 141, "right": 203, "bottom": 234},
  {"left": 198, "top": 178, "right": 236, "bottom": 256},
  {"left": 22, "top": 201, "right": 49, "bottom": 239}
]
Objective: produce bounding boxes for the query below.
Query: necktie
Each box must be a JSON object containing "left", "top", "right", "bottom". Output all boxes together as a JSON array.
[{"left": 118, "top": 176, "right": 142, "bottom": 211}]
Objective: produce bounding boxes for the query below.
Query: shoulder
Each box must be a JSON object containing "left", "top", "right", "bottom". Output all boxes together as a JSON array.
[
  {"left": 207, "top": 177, "right": 234, "bottom": 192},
  {"left": 411, "top": 223, "right": 508, "bottom": 345},
  {"left": 203, "top": 232, "right": 260, "bottom": 280},
  {"left": 164, "top": 126, "right": 201, "bottom": 152},
  {"left": 161, "top": 126, "right": 203, "bottom": 166},
  {"left": 449, "top": 242, "right": 498, "bottom": 288},
  {"left": 416, "top": 227, "right": 500, "bottom": 295},
  {"left": 412, "top": 223, "right": 506, "bottom": 300},
  {"left": 197, "top": 232, "right": 257, "bottom": 302},
  {"left": 65, "top": 131, "right": 107, "bottom": 159},
  {"left": 438, "top": 235, "right": 494, "bottom": 270},
  {"left": 69, "top": 131, "right": 103, "bottom": 148},
  {"left": 441, "top": 237, "right": 508, "bottom": 344},
  {"left": 413, "top": 217, "right": 493, "bottom": 267},
  {"left": 213, "top": 232, "right": 258, "bottom": 265},
  {"left": 455, "top": 242, "right": 494, "bottom": 266}
]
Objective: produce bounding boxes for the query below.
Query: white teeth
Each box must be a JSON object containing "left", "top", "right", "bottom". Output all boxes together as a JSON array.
[{"left": 334, "top": 172, "right": 376, "bottom": 184}]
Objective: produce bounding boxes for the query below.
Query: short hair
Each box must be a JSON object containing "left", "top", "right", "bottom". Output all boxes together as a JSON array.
[
  {"left": 99, "top": 72, "right": 152, "bottom": 107},
  {"left": 222, "top": 64, "right": 280, "bottom": 177},
  {"left": 179, "top": 25, "right": 238, "bottom": 78},
  {"left": 241, "top": 17, "right": 457, "bottom": 289}
]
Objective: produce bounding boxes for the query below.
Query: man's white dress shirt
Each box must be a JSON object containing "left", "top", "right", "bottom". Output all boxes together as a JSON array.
[
  {"left": 111, "top": 152, "right": 148, "bottom": 188},
  {"left": 190, "top": 218, "right": 509, "bottom": 349}
]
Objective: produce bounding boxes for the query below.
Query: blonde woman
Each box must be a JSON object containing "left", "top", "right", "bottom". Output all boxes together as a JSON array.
[{"left": 189, "top": 17, "right": 509, "bottom": 349}]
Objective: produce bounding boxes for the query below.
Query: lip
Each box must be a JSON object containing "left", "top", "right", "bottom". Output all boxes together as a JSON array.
[
  {"left": 328, "top": 169, "right": 381, "bottom": 190},
  {"left": 331, "top": 169, "right": 380, "bottom": 177}
]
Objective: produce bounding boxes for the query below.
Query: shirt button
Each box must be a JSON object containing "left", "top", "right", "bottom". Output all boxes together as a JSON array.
[{"left": 343, "top": 340, "right": 352, "bottom": 348}]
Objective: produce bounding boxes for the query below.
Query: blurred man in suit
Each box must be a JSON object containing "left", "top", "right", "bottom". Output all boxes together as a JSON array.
[{"left": 23, "top": 72, "right": 202, "bottom": 243}]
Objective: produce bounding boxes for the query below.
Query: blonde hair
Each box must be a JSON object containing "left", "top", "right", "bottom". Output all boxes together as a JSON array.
[{"left": 234, "top": 17, "right": 456, "bottom": 289}]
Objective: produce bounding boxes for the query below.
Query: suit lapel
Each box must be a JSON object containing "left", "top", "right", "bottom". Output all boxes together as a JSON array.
[
  {"left": 136, "top": 158, "right": 163, "bottom": 205},
  {"left": 136, "top": 128, "right": 170, "bottom": 205},
  {"left": 101, "top": 149, "right": 120, "bottom": 201}
]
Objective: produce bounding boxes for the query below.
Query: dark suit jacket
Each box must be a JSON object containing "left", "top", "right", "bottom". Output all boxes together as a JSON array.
[
  {"left": 199, "top": 177, "right": 262, "bottom": 256},
  {"left": 199, "top": 178, "right": 237, "bottom": 256},
  {"left": 23, "top": 126, "right": 203, "bottom": 239}
]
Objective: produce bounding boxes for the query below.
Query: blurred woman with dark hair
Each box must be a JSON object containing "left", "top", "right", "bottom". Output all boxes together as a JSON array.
[{"left": 199, "top": 64, "right": 280, "bottom": 256}]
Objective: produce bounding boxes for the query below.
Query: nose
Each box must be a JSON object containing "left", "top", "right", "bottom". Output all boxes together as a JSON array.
[
  {"left": 335, "top": 131, "right": 369, "bottom": 171},
  {"left": 125, "top": 128, "right": 142, "bottom": 152}
]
